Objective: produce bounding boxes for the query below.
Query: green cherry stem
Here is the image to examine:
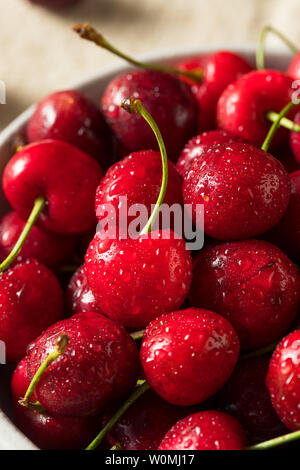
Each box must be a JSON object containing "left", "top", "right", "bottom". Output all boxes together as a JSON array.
[
  {"left": 256, "top": 25, "right": 299, "bottom": 70},
  {"left": 247, "top": 429, "right": 300, "bottom": 450},
  {"left": 86, "top": 380, "right": 150, "bottom": 451},
  {"left": 19, "top": 334, "right": 70, "bottom": 412},
  {"left": 110, "top": 443, "right": 123, "bottom": 450},
  {"left": 73, "top": 23, "right": 203, "bottom": 83},
  {"left": 262, "top": 102, "right": 297, "bottom": 152},
  {"left": 121, "top": 97, "right": 168, "bottom": 235},
  {"left": 130, "top": 329, "right": 145, "bottom": 341},
  {"left": 0, "top": 196, "right": 46, "bottom": 274}
]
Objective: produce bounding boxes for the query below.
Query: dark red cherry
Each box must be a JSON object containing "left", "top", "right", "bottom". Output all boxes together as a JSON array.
[
  {"left": 217, "top": 70, "right": 298, "bottom": 147},
  {"left": 66, "top": 265, "right": 103, "bottom": 315},
  {"left": 103, "top": 390, "right": 191, "bottom": 451},
  {"left": 140, "top": 308, "right": 239, "bottom": 406},
  {"left": 11, "top": 357, "right": 100, "bottom": 450},
  {"left": 3, "top": 140, "right": 103, "bottom": 235},
  {"left": 0, "top": 259, "right": 63, "bottom": 363},
  {"left": 189, "top": 240, "right": 300, "bottom": 350},
  {"left": 267, "top": 329, "right": 300, "bottom": 431},
  {"left": 27, "top": 90, "right": 112, "bottom": 169},
  {"left": 287, "top": 52, "right": 300, "bottom": 80},
  {"left": 26, "top": 312, "right": 139, "bottom": 417},
  {"left": 0, "top": 211, "right": 75, "bottom": 269},
  {"left": 182, "top": 142, "right": 290, "bottom": 240},
  {"left": 158, "top": 411, "right": 246, "bottom": 450},
  {"left": 217, "top": 357, "right": 287, "bottom": 444},
  {"left": 290, "top": 111, "right": 300, "bottom": 164},
  {"left": 266, "top": 170, "right": 300, "bottom": 261},
  {"left": 178, "top": 51, "right": 252, "bottom": 131},
  {"left": 101, "top": 70, "right": 197, "bottom": 160},
  {"left": 85, "top": 230, "right": 192, "bottom": 328},
  {"left": 176, "top": 129, "right": 243, "bottom": 176}
]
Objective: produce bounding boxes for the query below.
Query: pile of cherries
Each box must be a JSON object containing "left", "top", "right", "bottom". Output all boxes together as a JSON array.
[{"left": 2, "top": 24, "right": 300, "bottom": 451}]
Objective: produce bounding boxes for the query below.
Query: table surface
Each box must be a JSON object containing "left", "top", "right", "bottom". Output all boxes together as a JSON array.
[{"left": 0, "top": 0, "right": 300, "bottom": 130}]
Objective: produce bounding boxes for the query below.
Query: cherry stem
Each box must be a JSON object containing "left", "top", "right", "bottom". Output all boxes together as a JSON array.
[
  {"left": 247, "top": 429, "right": 300, "bottom": 450},
  {"left": 263, "top": 102, "right": 298, "bottom": 152},
  {"left": 256, "top": 25, "right": 298, "bottom": 70},
  {"left": 241, "top": 341, "right": 277, "bottom": 361},
  {"left": 73, "top": 23, "right": 203, "bottom": 83},
  {"left": 0, "top": 196, "right": 46, "bottom": 274},
  {"left": 85, "top": 380, "right": 150, "bottom": 451},
  {"left": 130, "top": 329, "right": 145, "bottom": 341},
  {"left": 121, "top": 97, "right": 168, "bottom": 235},
  {"left": 19, "top": 334, "right": 70, "bottom": 412},
  {"left": 110, "top": 443, "right": 123, "bottom": 450}
]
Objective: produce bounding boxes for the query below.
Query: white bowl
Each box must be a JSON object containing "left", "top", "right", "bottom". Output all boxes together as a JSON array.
[{"left": 0, "top": 47, "right": 292, "bottom": 450}]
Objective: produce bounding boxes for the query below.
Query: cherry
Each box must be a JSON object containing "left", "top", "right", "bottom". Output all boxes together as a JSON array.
[
  {"left": 176, "top": 129, "right": 243, "bottom": 176},
  {"left": 158, "top": 411, "right": 246, "bottom": 450},
  {"left": 25, "top": 311, "right": 139, "bottom": 417},
  {"left": 0, "top": 259, "right": 64, "bottom": 363},
  {"left": 11, "top": 357, "right": 101, "bottom": 450},
  {"left": 189, "top": 240, "right": 300, "bottom": 350},
  {"left": 217, "top": 70, "right": 298, "bottom": 148},
  {"left": 66, "top": 264, "right": 103, "bottom": 315},
  {"left": 178, "top": 51, "right": 253, "bottom": 131},
  {"left": 217, "top": 357, "right": 287, "bottom": 444},
  {"left": 182, "top": 142, "right": 290, "bottom": 240},
  {"left": 176, "top": 54, "right": 210, "bottom": 86},
  {"left": 140, "top": 308, "right": 239, "bottom": 406},
  {"left": 266, "top": 170, "right": 300, "bottom": 261},
  {"left": 3, "top": 140, "right": 103, "bottom": 235},
  {"left": 290, "top": 111, "right": 300, "bottom": 164},
  {"left": 0, "top": 211, "right": 75, "bottom": 269},
  {"left": 27, "top": 90, "right": 112, "bottom": 169}
]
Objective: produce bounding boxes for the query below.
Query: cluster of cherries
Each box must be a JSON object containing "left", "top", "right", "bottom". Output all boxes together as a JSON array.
[{"left": 1, "top": 24, "right": 300, "bottom": 450}]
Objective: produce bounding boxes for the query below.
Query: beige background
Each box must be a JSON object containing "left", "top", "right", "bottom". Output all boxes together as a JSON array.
[{"left": 1, "top": 0, "right": 300, "bottom": 130}]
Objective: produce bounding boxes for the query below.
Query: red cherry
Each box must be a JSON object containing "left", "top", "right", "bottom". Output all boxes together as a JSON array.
[
  {"left": 178, "top": 51, "right": 252, "bottom": 131},
  {"left": 189, "top": 240, "right": 300, "bottom": 350},
  {"left": 217, "top": 70, "right": 297, "bottom": 147},
  {"left": 0, "top": 211, "right": 75, "bottom": 269},
  {"left": 140, "top": 308, "right": 239, "bottom": 406},
  {"left": 66, "top": 264, "right": 103, "bottom": 315},
  {"left": 101, "top": 70, "right": 196, "bottom": 160},
  {"left": 85, "top": 230, "right": 192, "bottom": 328},
  {"left": 182, "top": 142, "right": 290, "bottom": 240},
  {"left": 176, "top": 54, "right": 210, "bottom": 86},
  {"left": 217, "top": 357, "right": 287, "bottom": 444},
  {"left": 176, "top": 129, "right": 243, "bottom": 176},
  {"left": 0, "top": 259, "right": 63, "bottom": 363},
  {"left": 287, "top": 52, "right": 300, "bottom": 80},
  {"left": 158, "top": 410, "right": 246, "bottom": 450},
  {"left": 267, "top": 329, "right": 300, "bottom": 431},
  {"left": 290, "top": 111, "right": 300, "bottom": 164},
  {"left": 103, "top": 390, "right": 192, "bottom": 450},
  {"left": 11, "top": 357, "right": 100, "bottom": 450},
  {"left": 27, "top": 90, "right": 112, "bottom": 169},
  {"left": 266, "top": 170, "right": 300, "bottom": 261},
  {"left": 95, "top": 150, "right": 182, "bottom": 231},
  {"left": 26, "top": 312, "right": 139, "bottom": 417},
  {"left": 3, "top": 140, "right": 103, "bottom": 235}
]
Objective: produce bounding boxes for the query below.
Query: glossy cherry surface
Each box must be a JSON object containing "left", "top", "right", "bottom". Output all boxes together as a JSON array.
[
  {"left": 66, "top": 265, "right": 103, "bottom": 315},
  {"left": 189, "top": 240, "right": 300, "bottom": 350},
  {"left": 158, "top": 411, "right": 246, "bottom": 450},
  {"left": 26, "top": 312, "right": 139, "bottom": 417},
  {"left": 182, "top": 142, "right": 290, "bottom": 240},
  {"left": 140, "top": 308, "right": 240, "bottom": 406}
]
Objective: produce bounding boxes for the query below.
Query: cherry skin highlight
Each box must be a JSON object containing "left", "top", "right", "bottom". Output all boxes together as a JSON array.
[
  {"left": 0, "top": 259, "right": 64, "bottom": 363},
  {"left": 0, "top": 211, "right": 75, "bottom": 269},
  {"left": 140, "top": 308, "right": 240, "bottom": 406},
  {"left": 85, "top": 230, "right": 192, "bottom": 328},
  {"left": 267, "top": 330, "right": 300, "bottom": 431},
  {"left": 3, "top": 140, "right": 103, "bottom": 235},
  {"left": 217, "top": 357, "right": 287, "bottom": 444},
  {"left": 26, "top": 311, "right": 139, "bottom": 417},
  {"left": 189, "top": 240, "right": 300, "bottom": 350},
  {"left": 182, "top": 142, "right": 291, "bottom": 240},
  {"left": 66, "top": 264, "right": 103, "bottom": 315},
  {"left": 176, "top": 129, "right": 243, "bottom": 176},
  {"left": 27, "top": 90, "right": 112, "bottom": 169},
  {"left": 101, "top": 70, "right": 197, "bottom": 160},
  {"left": 217, "top": 70, "right": 297, "bottom": 147},
  {"left": 11, "top": 357, "right": 100, "bottom": 450},
  {"left": 158, "top": 411, "right": 246, "bottom": 450}
]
